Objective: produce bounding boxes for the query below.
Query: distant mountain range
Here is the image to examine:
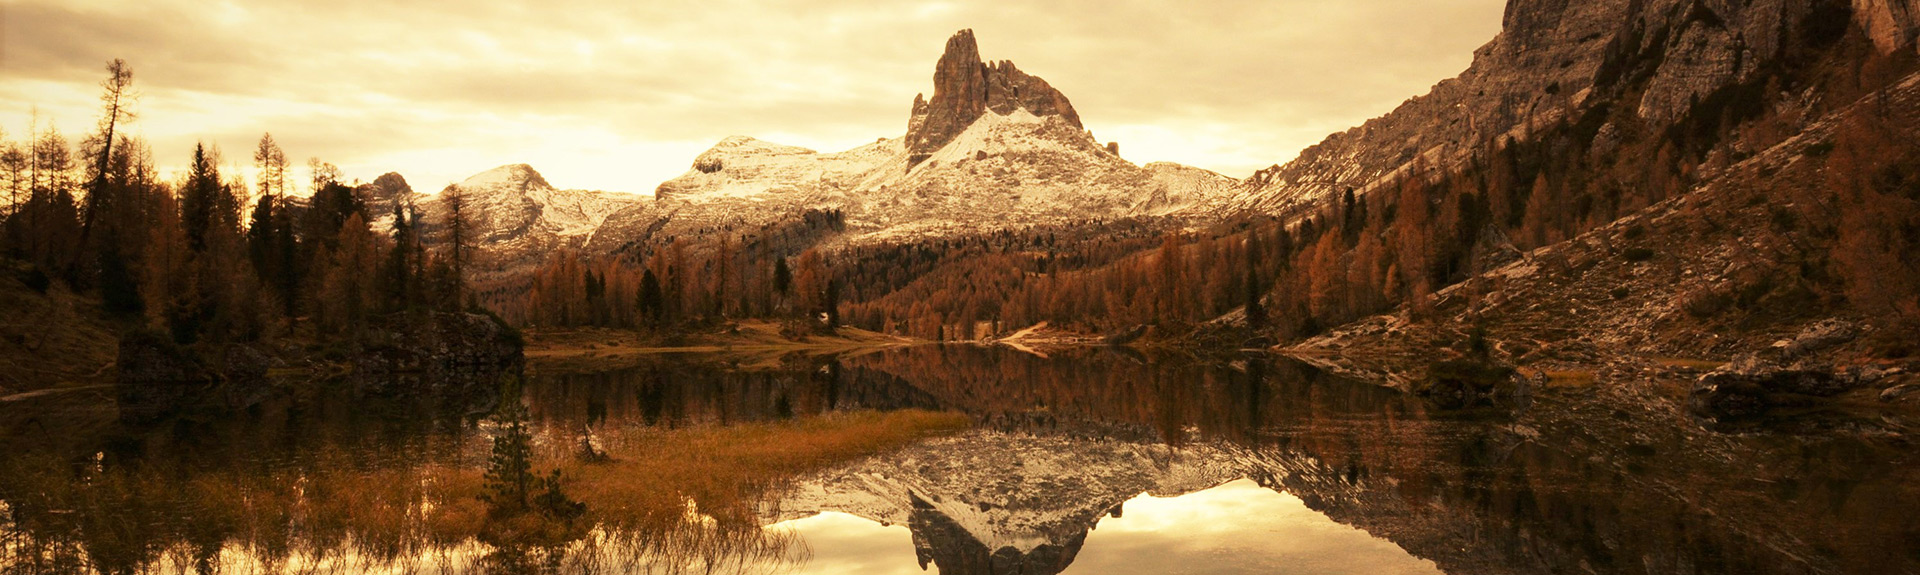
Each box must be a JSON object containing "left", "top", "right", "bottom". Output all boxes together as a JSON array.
[
  {"left": 375, "top": 0, "right": 1920, "bottom": 287},
  {"left": 354, "top": 164, "right": 641, "bottom": 276},
  {"left": 372, "top": 28, "right": 1249, "bottom": 274}
]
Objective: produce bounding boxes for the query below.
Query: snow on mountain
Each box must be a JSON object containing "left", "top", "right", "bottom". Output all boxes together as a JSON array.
[
  {"left": 656, "top": 136, "right": 899, "bottom": 202},
  {"left": 602, "top": 108, "right": 1223, "bottom": 250},
  {"left": 847, "top": 108, "right": 1154, "bottom": 240},
  {"left": 1142, "top": 162, "right": 1243, "bottom": 216},
  {"left": 765, "top": 430, "right": 1246, "bottom": 566},
  {"left": 424, "top": 164, "right": 645, "bottom": 274},
  {"left": 581, "top": 29, "right": 1241, "bottom": 253}
]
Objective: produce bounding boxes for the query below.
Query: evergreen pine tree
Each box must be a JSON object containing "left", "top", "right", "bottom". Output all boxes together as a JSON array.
[
  {"left": 1245, "top": 230, "right": 1266, "bottom": 330},
  {"left": 247, "top": 194, "right": 276, "bottom": 283},
  {"left": 637, "top": 268, "right": 664, "bottom": 327},
  {"left": 773, "top": 257, "right": 791, "bottom": 295},
  {"left": 180, "top": 143, "right": 221, "bottom": 252}
]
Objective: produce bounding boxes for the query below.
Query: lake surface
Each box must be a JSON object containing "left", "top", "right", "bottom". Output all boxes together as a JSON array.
[{"left": 2, "top": 345, "right": 1916, "bottom": 574}]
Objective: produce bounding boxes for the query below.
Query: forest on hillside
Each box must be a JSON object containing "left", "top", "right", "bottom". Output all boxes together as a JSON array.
[
  {"left": 487, "top": 18, "right": 1919, "bottom": 351},
  {"left": 7, "top": 15, "right": 1917, "bottom": 357}
]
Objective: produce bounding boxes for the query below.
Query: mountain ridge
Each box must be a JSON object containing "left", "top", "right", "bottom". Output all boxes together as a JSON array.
[
  {"left": 1217, "top": 0, "right": 1920, "bottom": 218},
  {"left": 408, "top": 163, "right": 646, "bottom": 276}
]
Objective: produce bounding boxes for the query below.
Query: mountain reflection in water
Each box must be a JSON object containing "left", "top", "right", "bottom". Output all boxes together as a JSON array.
[
  {"left": 0, "top": 345, "right": 1914, "bottom": 574},
  {"left": 771, "top": 479, "right": 1440, "bottom": 575}
]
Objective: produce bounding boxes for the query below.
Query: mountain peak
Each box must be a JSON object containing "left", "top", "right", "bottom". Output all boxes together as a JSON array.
[
  {"left": 355, "top": 172, "right": 416, "bottom": 213},
  {"left": 458, "top": 163, "right": 551, "bottom": 193},
  {"left": 905, "top": 29, "right": 1082, "bottom": 164}
]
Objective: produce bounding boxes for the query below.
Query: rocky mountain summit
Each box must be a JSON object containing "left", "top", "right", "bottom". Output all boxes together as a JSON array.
[
  {"left": 906, "top": 29, "right": 1084, "bottom": 165},
  {"left": 355, "top": 172, "right": 415, "bottom": 214},
  {"left": 593, "top": 28, "right": 1227, "bottom": 250}
]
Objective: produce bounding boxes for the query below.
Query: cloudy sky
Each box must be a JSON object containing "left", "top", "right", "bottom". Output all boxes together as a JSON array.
[{"left": 1, "top": 0, "right": 1505, "bottom": 196}]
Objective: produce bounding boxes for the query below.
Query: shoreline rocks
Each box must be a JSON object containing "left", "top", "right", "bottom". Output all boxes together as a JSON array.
[
  {"left": 116, "top": 311, "right": 525, "bottom": 417},
  {"left": 1689, "top": 353, "right": 1892, "bottom": 419}
]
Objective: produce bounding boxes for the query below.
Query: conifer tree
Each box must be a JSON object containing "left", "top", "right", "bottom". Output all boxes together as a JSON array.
[
  {"left": 181, "top": 143, "right": 222, "bottom": 252},
  {"left": 441, "top": 185, "right": 471, "bottom": 306},
  {"left": 638, "top": 268, "right": 664, "bottom": 327},
  {"left": 1245, "top": 229, "right": 1266, "bottom": 330},
  {"left": 773, "top": 256, "right": 791, "bottom": 296},
  {"left": 247, "top": 194, "right": 277, "bottom": 284},
  {"left": 381, "top": 202, "right": 417, "bottom": 313}
]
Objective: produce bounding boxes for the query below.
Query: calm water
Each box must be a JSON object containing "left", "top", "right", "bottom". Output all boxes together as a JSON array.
[{"left": 2, "top": 345, "right": 1916, "bottom": 574}]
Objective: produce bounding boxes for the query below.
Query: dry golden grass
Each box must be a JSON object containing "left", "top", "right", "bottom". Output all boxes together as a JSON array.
[
  {"left": 557, "top": 409, "right": 970, "bottom": 528},
  {"left": 525, "top": 321, "right": 918, "bottom": 373},
  {"left": 1655, "top": 357, "right": 1729, "bottom": 370}
]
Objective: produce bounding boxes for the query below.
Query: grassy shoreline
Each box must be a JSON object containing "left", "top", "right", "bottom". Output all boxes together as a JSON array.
[{"left": 524, "top": 321, "right": 920, "bottom": 371}]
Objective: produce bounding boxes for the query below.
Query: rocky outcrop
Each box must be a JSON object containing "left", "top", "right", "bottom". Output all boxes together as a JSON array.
[
  {"left": 1782, "top": 318, "right": 1862, "bottom": 357},
  {"left": 117, "top": 331, "right": 216, "bottom": 386},
  {"left": 356, "top": 172, "right": 416, "bottom": 214},
  {"left": 905, "top": 29, "right": 1084, "bottom": 162},
  {"left": 1854, "top": 0, "right": 1920, "bottom": 53},
  {"left": 116, "top": 332, "right": 271, "bottom": 388},
  {"left": 115, "top": 332, "right": 276, "bottom": 421},
  {"left": 1688, "top": 353, "right": 1890, "bottom": 419},
  {"left": 353, "top": 312, "right": 525, "bottom": 388}
]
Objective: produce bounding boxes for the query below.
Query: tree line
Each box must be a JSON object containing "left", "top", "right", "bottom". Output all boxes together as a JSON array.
[
  {"left": 1, "top": 60, "right": 476, "bottom": 347},
  {"left": 494, "top": 210, "right": 845, "bottom": 332}
]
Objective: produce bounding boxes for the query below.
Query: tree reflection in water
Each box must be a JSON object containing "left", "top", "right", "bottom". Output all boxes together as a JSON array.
[
  {"left": 2, "top": 348, "right": 1917, "bottom": 575},
  {"left": 0, "top": 355, "right": 954, "bottom": 574}
]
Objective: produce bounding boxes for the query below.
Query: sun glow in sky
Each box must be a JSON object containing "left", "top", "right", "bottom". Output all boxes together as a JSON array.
[{"left": 0, "top": 0, "right": 1504, "bottom": 195}]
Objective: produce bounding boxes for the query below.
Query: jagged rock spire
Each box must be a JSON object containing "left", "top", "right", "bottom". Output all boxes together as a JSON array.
[{"left": 905, "top": 29, "right": 1083, "bottom": 162}]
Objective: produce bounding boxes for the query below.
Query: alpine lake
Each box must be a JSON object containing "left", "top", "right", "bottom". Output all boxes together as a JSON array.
[{"left": 2, "top": 343, "right": 1915, "bottom": 575}]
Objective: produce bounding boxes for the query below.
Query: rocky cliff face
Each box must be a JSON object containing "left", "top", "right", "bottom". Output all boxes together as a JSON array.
[
  {"left": 905, "top": 29, "right": 1083, "bottom": 165},
  {"left": 1220, "top": 0, "right": 1920, "bottom": 218},
  {"left": 1855, "top": 0, "right": 1920, "bottom": 52}
]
